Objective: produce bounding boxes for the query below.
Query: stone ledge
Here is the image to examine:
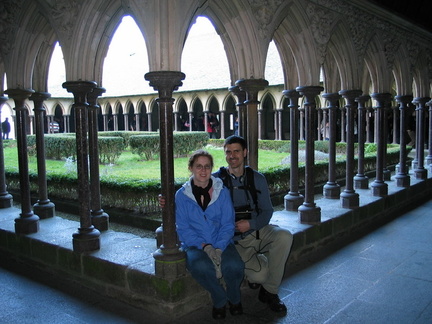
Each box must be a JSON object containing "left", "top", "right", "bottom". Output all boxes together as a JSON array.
[{"left": 0, "top": 174, "right": 430, "bottom": 318}]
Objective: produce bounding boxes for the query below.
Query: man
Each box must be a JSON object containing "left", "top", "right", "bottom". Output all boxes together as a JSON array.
[
  {"left": 159, "top": 135, "right": 293, "bottom": 313},
  {"left": 2, "top": 118, "right": 10, "bottom": 139},
  {"left": 214, "top": 135, "right": 293, "bottom": 313}
]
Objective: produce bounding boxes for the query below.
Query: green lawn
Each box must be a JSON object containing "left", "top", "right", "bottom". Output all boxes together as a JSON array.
[{"left": 3, "top": 141, "right": 289, "bottom": 181}]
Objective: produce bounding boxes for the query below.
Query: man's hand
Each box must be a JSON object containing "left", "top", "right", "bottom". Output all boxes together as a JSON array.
[{"left": 235, "top": 219, "right": 251, "bottom": 233}]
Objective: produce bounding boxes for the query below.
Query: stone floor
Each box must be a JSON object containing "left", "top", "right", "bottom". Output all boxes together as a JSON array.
[{"left": 1, "top": 198, "right": 431, "bottom": 324}]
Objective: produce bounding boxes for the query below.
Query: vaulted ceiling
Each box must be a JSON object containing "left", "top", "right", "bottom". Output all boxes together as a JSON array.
[{"left": 370, "top": 0, "right": 432, "bottom": 33}]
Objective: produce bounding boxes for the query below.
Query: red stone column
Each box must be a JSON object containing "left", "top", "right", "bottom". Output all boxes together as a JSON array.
[
  {"left": 235, "top": 79, "right": 269, "bottom": 170},
  {"left": 283, "top": 89, "right": 304, "bottom": 211},
  {"left": 5, "top": 88, "right": 39, "bottom": 234},
  {"left": 370, "top": 93, "right": 391, "bottom": 197},
  {"left": 30, "top": 92, "right": 55, "bottom": 219},
  {"left": 394, "top": 95, "right": 412, "bottom": 187},
  {"left": 87, "top": 87, "right": 109, "bottom": 231},
  {"left": 62, "top": 81, "right": 100, "bottom": 253},
  {"left": 145, "top": 71, "right": 186, "bottom": 278},
  {"left": 322, "top": 92, "right": 341, "bottom": 198},
  {"left": 339, "top": 90, "right": 362, "bottom": 208},
  {"left": 354, "top": 95, "right": 371, "bottom": 189},
  {"left": 296, "top": 86, "right": 323, "bottom": 223}
]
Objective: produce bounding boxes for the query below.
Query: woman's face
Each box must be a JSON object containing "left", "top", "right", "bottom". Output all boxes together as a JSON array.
[{"left": 189, "top": 156, "right": 212, "bottom": 186}]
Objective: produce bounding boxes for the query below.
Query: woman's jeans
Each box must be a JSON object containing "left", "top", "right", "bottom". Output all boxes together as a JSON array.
[{"left": 186, "top": 243, "right": 244, "bottom": 308}]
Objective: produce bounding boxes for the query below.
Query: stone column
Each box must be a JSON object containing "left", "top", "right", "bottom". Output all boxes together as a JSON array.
[
  {"left": 135, "top": 113, "right": 140, "bottom": 131},
  {"left": 219, "top": 110, "right": 226, "bottom": 139},
  {"left": 412, "top": 97, "right": 429, "bottom": 179},
  {"left": 173, "top": 111, "right": 179, "bottom": 131},
  {"left": 103, "top": 114, "right": 108, "bottom": 131},
  {"left": 370, "top": 93, "right": 391, "bottom": 197},
  {"left": 283, "top": 89, "right": 304, "bottom": 211},
  {"left": 296, "top": 86, "right": 323, "bottom": 223},
  {"left": 276, "top": 108, "right": 283, "bottom": 140},
  {"left": 229, "top": 86, "right": 247, "bottom": 139},
  {"left": 30, "top": 92, "right": 55, "bottom": 219},
  {"left": 188, "top": 112, "right": 193, "bottom": 131},
  {"left": 366, "top": 107, "right": 373, "bottom": 143},
  {"left": 299, "top": 109, "right": 305, "bottom": 141},
  {"left": 145, "top": 71, "right": 186, "bottom": 278},
  {"left": 62, "top": 81, "right": 100, "bottom": 253},
  {"left": 382, "top": 104, "right": 391, "bottom": 181},
  {"left": 0, "top": 96, "right": 13, "bottom": 208},
  {"left": 354, "top": 95, "right": 370, "bottom": 189},
  {"left": 235, "top": 79, "right": 269, "bottom": 170},
  {"left": 339, "top": 90, "right": 362, "bottom": 208},
  {"left": 87, "top": 87, "right": 109, "bottom": 231},
  {"left": 394, "top": 95, "right": 412, "bottom": 187},
  {"left": 427, "top": 100, "right": 432, "bottom": 170},
  {"left": 5, "top": 88, "right": 39, "bottom": 234},
  {"left": 64, "top": 115, "right": 70, "bottom": 133},
  {"left": 392, "top": 105, "right": 399, "bottom": 144},
  {"left": 147, "top": 112, "right": 152, "bottom": 132},
  {"left": 322, "top": 93, "right": 341, "bottom": 198},
  {"left": 340, "top": 107, "right": 346, "bottom": 142},
  {"left": 257, "top": 108, "right": 263, "bottom": 140}
]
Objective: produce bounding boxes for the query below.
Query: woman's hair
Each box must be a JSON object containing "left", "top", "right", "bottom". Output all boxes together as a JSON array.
[{"left": 188, "top": 149, "right": 214, "bottom": 169}]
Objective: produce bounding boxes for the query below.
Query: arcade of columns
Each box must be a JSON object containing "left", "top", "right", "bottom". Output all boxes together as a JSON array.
[{"left": 0, "top": 0, "right": 431, "bottom": 278}]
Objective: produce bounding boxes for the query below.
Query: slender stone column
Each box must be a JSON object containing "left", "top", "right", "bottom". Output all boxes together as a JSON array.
[
  {"left": 5, "top": 88, "right": 39, "bottom": 234},
  {"left": 366, "top": 107, "right": 373, "bottom": 143},
  {"left": 370, "top": 93, "right": 391, "bottom": 196},
  {"left": 219, "top": 110, "right": 226, "bottom": 139},
  {"left": 412, "top": 97, "right": 429, "bottom": 179},
  {"left": 145, "top": 71, "right": 186, "bottom": 278},
  {"left": 322, "top": 93, "right": 341, "bottom": 198},
  {"left": 30, "top": 92, "right": 55, "bottom": 219},
  {"left": 382, "top": 104, "right": 391, "bottom": 181},
  {"left": 135, "top": 113, "right": 140, "bottom": 131},
  {"left": 394, "top": 95, "right": 412, "bottom": 187},
  {"left": 276, "top": 108, "right": 283, "bottom": 140},
  {"left": 236, "top": 79, "right": 269, "bottom": 170},
  {"left": 339, "top": 90, "right": 362, "bottom": 208},
  {"left": 354, "top": 95, "right": 370, "bottom": 189},
  {"left": 299, "top": 109, "right": 305, "bottom": 141},
  {"left": 147, "top": 112, "right": 152, "bottom": 132},
  {"left": 283, "top": 89, "right": 304, "bottom": 211},
  {"left": 0, "top": 96, "right": 13, "bottom": 208},
  {"left": 229, "top": 86, "right": 247, "bottom": 138},
  {"left": 426, "top": 100, "right": 432, "bottom": 169},
  {"left": 188, "top": 112, "right": 193, "bottom": 131},
  {"left": 392, "top": 105, "right": 399, "bottom": 144},
  {"left": 257, "top": 108, "right": 263, "bottom": 140},
  {"left": 296, "top": 86, "right": 323, "bottom": 223},
  {"left": 87, "top": 87, "right": 109, "bottom": 231},
  {"left": 340, "top": 107, "right": 346, "bottom": 142},
  {"left": 62, "top": 81, "right": 100, "bottom": 253}
]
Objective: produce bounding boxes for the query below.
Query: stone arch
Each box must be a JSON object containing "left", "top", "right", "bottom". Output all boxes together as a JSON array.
[
  {"left": 392, "top": 44, "right": 414, "bottom": 96},
  {"left": 364, "top": 34, "right": 393, "bottom": 93},
  {"left": 260, "top": 92, "right": 276, "bottom": 140},
  {"left": 412, "top": 49, "right": 430, "bottom": 97},
  {"left": 190, "top": 96, "right": 204, "bottom": 131}
]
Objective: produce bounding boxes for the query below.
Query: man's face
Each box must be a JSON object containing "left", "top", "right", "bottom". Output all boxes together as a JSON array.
[{"left": 224, "top": 143, "right": 247, "bottom": 169}]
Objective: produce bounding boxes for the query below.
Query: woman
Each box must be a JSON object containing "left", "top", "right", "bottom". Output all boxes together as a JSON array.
[{"left": 175, "top": 150, "right": 244, "bottom": 319}]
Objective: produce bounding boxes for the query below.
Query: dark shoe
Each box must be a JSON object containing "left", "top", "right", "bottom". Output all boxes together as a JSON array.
[
  {"left": 258, "top": 286, "right": 287, "bottom": 313},
  {"left": 248, "top": 281, "right": 261, "bottom": 290},
  {"left": 212, "top": 305, "right": 226, "bottom": 319},
  {"left": 228, "top": 302, "right": 243, "bottom": 316}
]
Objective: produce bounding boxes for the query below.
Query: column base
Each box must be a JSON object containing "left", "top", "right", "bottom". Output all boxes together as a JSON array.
[
  {"left": 33, "top": 201, "right": 55, "bottom": 219},
  {"left": 15, "top": 214, "right": 40, "bottom": 234},
  {"left": 284, "top": 193, "right": 304, "bottom": 211},
  {"left": 414, "top": 168, "right": 428, "bottom": 180},
  {"left": 153, "top": 248, "right": 186, "bottom": 278},
  {"left": 394, "top": 174, "right": 411, "bottom": 187},
  {"left": 91, "top": 210, "right": 110, "bottom": 232},
  {"left": 323, "top": 182, "right": 340, "bottom": 199},
  {"left": 72, "top": 227, "right": 100, "bottom": 253},
  {"left": 354, "top": 175, "right": 369, "bottom": 189},
  {"left": 411, "top": 160, "right": 418, "bottom": 170},
  {"left": 340, "top": 191, "right": 359, "bottom": 209},
  {"left": 298, "top": 203, "right": 321, "bottom": 224},
  {"left": 0, "top": 193, "right": 13, "bottom": 208},
  {"left": 383, "top": 169, "right": 391, "bottom": 181},
  {"left": 370, "top": 180, "right": 388, "bottom": 197}
]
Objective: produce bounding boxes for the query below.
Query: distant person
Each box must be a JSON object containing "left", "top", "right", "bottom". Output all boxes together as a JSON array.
[
  {"left": 207, "top": 112, "right": 219, "bottom": 139},
  {"left": 175, "top": 150, "right": 244, "bottom": 319},
  {"left": 2, "top": 118, "right": 10, "bottom": 139}
]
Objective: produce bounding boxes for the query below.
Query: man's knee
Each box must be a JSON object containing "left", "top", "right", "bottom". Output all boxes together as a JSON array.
[{"left": 244, "top": 254, "right": 269, "bottom": 284}]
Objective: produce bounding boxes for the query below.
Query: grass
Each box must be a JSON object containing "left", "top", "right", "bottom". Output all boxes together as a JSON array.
[{"left": 3, "top": 141, "right": 289, "bottom": 181}]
